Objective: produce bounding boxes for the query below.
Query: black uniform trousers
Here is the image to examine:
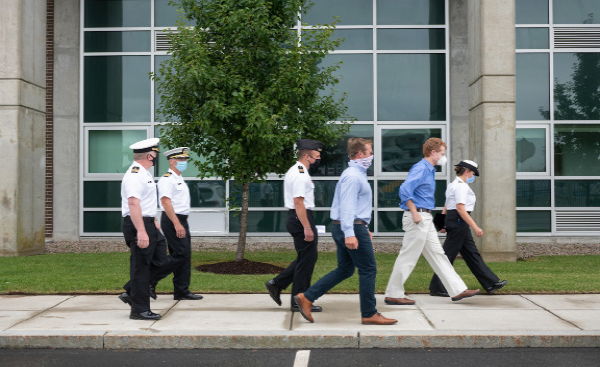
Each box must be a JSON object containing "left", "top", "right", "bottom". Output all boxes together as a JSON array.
[
  {"left": 273, "top": 209, "right": 319, "bottom": 306},
  {"left": 150, "top": 213, "right": 193, "bottom": 297},
  {"left": 429, "top": 210, "right": 500, "bottom": 293},
  {"left": 122, "top": 216, "right": 169, "bottom": 314}
]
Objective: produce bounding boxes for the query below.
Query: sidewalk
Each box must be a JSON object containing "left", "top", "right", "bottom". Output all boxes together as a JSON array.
[{"left": 1, "top": 293, "right": 599, "bottom": 349}]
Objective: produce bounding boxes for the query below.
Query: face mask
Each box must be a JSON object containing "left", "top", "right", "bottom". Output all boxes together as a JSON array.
[
  {"left": 309, "top": 157, "right": 321, "bottom": 170},
  {"left": 176, "top": 161, "right": 188, "bottom": 172},
  {"left": 356, "top": 155, "right": 374, "bottom": 169},
  {"left": 437, "top": 155, "right": 447, "bottom": 166},
  {"left": 467, "top": 176, "right": 476, "bottom": 184},
  {"left": 148, "top": 154, "right": 156, "bottom": 166}
]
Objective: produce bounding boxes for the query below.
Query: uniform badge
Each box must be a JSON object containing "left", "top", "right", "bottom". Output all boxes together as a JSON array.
[
  {"left": 298, "top": 165, "right": 304, "bottom": 173},
  {"left": 131, "top": 166, "right": 140, "bottom": 173},
  {"left": 163, "top": 172, "right": 172, "bottom": 177}
]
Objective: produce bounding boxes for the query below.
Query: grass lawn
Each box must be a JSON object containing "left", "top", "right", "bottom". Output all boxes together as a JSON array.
[{"left": 0, "top": 251, "right": 598, "bottom": 295}]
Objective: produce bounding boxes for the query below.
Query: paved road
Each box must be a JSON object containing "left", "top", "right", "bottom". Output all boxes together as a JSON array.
[{"left": 1, "top": 348, "right": 599, "bottom": 367}]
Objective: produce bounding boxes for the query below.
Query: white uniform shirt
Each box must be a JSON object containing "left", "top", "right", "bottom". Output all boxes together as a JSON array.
[
  {"left": 157, "top": 169, "right": 191, "bottom": 215},
  {"left": 284, "top": 162, "right": 315, "bottom": 210},
  {"left": 121, "top": 163, "right": 157, "bottom": 217},
  {"left": 445, "top": 177, "right": 476, "bottom": 211}
]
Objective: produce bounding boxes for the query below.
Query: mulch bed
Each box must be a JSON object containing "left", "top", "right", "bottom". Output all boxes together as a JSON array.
[{"left": 196, "top": 259, "right": 285, "bottom": 275}]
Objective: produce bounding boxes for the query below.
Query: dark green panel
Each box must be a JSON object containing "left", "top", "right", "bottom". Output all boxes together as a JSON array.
[
  {"left": 303, "top": 0, "right": 372, "bottom": 25},
  {"left": 88, "top": 130, "right": 147, "bottom": 173},
  {"left": 378, "top": 210, "right": 442, "bottom": 232},
  {"left": 84, "top": 0, "right": 150, "bottom": 28},
  {"left": 378, "top": 29, "right": 445, "bottom": 50},
  {"left": 229, "top": 211, "right": 288, "bottom": 232},
  {"left": 187, "top": 181, "right": 226, "bottom": 208},
  {"left": 516, "top": 53, "right": 549, "bottom": 120},
  {"left": 378, "top": 180, "right": 446, "bottom": 208},
  {"left": 554, "top": 124, "right": 600, "bottom": 176},
  {"left": 516, "top": 180, "right": 551, "bottom": 207},
  {"left": 553, "top": 0, "right": 600, "bottom": 24},
  {"left": 515, "top": 0, "right": 549, "bottom": 24},
  {"left": 555, "top": 180, "right": 600, "bottom": 207},
  {"left": 84, "top": 181, "right": 121, "bottom": 208},
  {"left": 553, "top": 53, "right": 600, "bottom": 121},
  {"left": 516, "top": 28, "right": 549, "bottom": 49},
  {"left": 84, "top": 31, "right": 150, "bottom": 52},
  {"left": 312, "top": 125, "right": 374, "bottom": 177},
  {"left": 377, "top": 0, "right": 445, "bottom": 25},
  {"left": 380, "top": 129, "right": 442, "bottom": 172},
  {"left": 378, "top": 54, "right": 446, "bottom": 121},
  {"left": 83, "top": 211, "right": 123, "bottom": 233},
  {"left": 516, "top": 210, "right": 551, "bottom": 232},
  {"left": 229, "top": 181, "right": 284, "bottom": 208}
]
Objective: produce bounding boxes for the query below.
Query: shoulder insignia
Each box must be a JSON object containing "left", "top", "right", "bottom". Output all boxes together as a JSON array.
[
  {"left": 298, "top": 165, "right": 305, "bottom": 174},
  {"left": 131, "top": 166, "right": 140, "bottom": 173},
  {"left": 458, "top": 181, "right": 464, "bottom": 183},
  {"left": 163, "top": 172, "right": 172, "bottom": 177}
]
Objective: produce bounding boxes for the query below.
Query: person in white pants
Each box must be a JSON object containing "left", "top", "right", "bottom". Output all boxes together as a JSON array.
[{"left": 384, "top": 138, "right": 480, "bottom": 305}]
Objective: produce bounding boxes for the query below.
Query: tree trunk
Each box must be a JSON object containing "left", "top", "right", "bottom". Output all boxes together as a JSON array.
[{"left": 235, "top": 181, "right": 250, "bottom": 262}]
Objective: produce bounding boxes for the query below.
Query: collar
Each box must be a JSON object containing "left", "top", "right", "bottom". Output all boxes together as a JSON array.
[
  {"left": 455, "top": 176, "right": 465, "bottom": 183},
  {"left": 420, "top": 158, "right": 436, "bottom": 172},
  {"left": 132, "top": 161, "right": 151, "bottom": 176},
  {"left": 168, "top": 168, "right": 182, "bottom": 177},
  {"left": 348, "top": 159, "right": 368, "bottom": 172}
]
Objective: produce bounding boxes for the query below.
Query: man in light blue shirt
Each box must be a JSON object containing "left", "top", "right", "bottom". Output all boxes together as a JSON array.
[{"left": 295, "top": 138, "right": 397, "bottom": 325}]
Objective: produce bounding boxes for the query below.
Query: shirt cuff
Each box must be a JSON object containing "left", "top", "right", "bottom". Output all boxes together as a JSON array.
[{"left": 343, "top": 227, "right": 355, "bottom": 238}]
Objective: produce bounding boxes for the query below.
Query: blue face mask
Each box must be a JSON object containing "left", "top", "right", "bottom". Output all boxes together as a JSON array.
[
  {"left": 176, "top": 161, "right": 188, "bottom": 172},
  {"left": 467, "top": 176, "right": 476, "bottom": 184}
]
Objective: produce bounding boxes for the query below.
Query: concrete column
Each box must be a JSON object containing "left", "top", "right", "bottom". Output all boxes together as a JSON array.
[
  {"left": 468, "top": 0, "right": 517, "bottom": 262},
  {"left": 0, "top": 0, "right": 47, "bottom": 256},
  {"left": 52, "top": 0, "right": 80, "bottom": 241}
]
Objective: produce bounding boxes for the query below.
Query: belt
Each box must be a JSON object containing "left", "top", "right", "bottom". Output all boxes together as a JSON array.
[
  {"left": 176, "top": 214, "right": 189, "bottom": 220},
  {"left": 124, "top": 216, "right": 155, "bottom": 223},
  {"left": 333, "top": 220, "right": 367, "bottom": 225},
  {"left": 415, "top": 208, "right": 432, "bottom": 213},
  {"left": 289, "top": 209, "right": 314, "bottom": 214}
]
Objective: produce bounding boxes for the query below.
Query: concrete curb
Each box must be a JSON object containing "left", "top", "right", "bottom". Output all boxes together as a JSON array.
[{"left": 2, "top": 330, "right": 599, "bottom": 349}]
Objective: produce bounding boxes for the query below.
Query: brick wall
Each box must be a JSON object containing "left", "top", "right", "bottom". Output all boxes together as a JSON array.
[{"left": 45, "top": 0, "right": 54, "bottom": 238}]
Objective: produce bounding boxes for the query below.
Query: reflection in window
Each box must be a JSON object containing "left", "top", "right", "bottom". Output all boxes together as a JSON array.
[
  {"left": 312, "top": 125, "right": 374, "bottom": 177},
  {"left": 516, "top": 128, "right": 546, "bottom": 172},
  {"left": 378, "top": 54, "right": 446, "bottom": 121},
  {"left": 378, "top": 180, "right": 446, "bottom": 207},
  {"left": 88, "top": 130, "right": 147, "bottom": 173},
  {"left": 84, "top": 0, "right": 150, "bottom": 28},
  {"left": 381, "top": 129, "right": 442, "bottom": 172},
  {"left": 188, "top": 181, "right": 226, "bottom": 208},
  {"left": 155, "top": 55, "right": 172, "bottom": 121},
  {"left": 516, "top": 53, "right": 549, "bottom": 120},
  {"left": 303, "top": 0, "right": 373, "bottom": 26},
  {"left": 553, "top": 0, "right": 600, "bottom": 24},
  {"left": 230, "top": 181, "right": 284, "bottom": 208},
  {"left": 516, "top": 210, "right": 551, "bottom": 232},
  {"left": 553, "top": 53, "right": 600, "bottom": 120},
  {"left": 516, "top": 28, "right": 549, "bottom": 49},
  {"left": 229, "top": 211, "right": 287, "bottom": 232},
  {"left": 515, "top": 0, "right": 549, "bottom": 24},
  {"left": 377, "top": 0, "right": 445, "bottom": 25},
  {"left": 377, "top": 29, "right": 445, "bottom": 50},
  {"left": 516, "top": 180, "right": 551, "bottom": 207},
  {"left": 554, "top": 124, "right": 600, "bottom": 176},
  {"left": 378, "top": 211, "right": 405, "bottom": 232},
  {"left": 323, "top": 29, "right": 373, "bottom": 51},
  {"left": 84, "top": 211, "right": 122, "bottom": 233},
  {"left": 555, "top": 180, "right": 600, "bottom": 207},
  {"left": 155, "top": 0, "right": 191, "bottom": 27}
]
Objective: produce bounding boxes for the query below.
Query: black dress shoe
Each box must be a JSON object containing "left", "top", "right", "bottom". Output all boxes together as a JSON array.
[
  {"left": 174, "top": 293, "right": 204, "bottom": 300},
  {"left": 130, "top": 310, "right": 161, "bottom": 320},
  {"left": 429, "top": 291, "right": 450, "bottom": 297},
  {"left": 265, "top": 280, "right": 282, "bottom": 306},
  {"left": 118, "top": 292, "right": 132, "bottom": 305},
  {"left": 290, "top": 304, "right": 323, "bottom": 312},
  {"left": 486, "top": 280, "right": 508, "bottom": 294},
  {"left": 150, "top": 285, "right": 157, "bottom": 300}
]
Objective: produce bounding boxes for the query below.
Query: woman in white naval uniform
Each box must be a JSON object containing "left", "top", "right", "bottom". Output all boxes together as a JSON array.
[{"left": 429, "top": 160, "right": 507, "bottom": 296}]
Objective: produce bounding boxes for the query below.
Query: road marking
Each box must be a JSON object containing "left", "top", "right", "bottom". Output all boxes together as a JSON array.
[{"left": 293, "top": 350, "right": 311, "bottom": 367}]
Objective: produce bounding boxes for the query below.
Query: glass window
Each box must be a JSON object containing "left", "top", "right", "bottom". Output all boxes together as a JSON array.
[
  {"left": 229, "top": 211, "right": 288, "bottom": 232},
  {"left": 378, "top": 180, "right": 446, "bottom": 208},
  {"left": 553, "top": 0, "right": 600, "bottom": 24},
  {"left": 516, "top": 128, "right": 547, "bottom": 172},
  {"left": 377, "top": 29, "right": 445, "bottom": 50},
  {"left": 84, "top": 181, "right": 121, "bottom": 208},
  {"left": 303, "top": 0, "right": 373, "bottom": 26},
  {"left": 380, "top": 128, "right": 442, "bottom": 172},
  {"left": 516, "top": 28, "right": 549, "bottom": 49},
  {"left": 554, "top": 124, "right": 600, "bottom": 176},
  {"left": 378, "top": 54, "right": 446, "bottom": 121},
  {"left": 187, "top": 181, "right": 226, "bottom": 208},
  {"left": 155, "top": 0, "right": 191, "bottom": 27},
  {"left": 377, "top": 0, "right": 445, "bottom": 25},
  {"left": 312, "top": 124, "right": 374, "bottom": 177},
  {"left": 84, "top": 0, "right": 150, "bottom": 28},
  {"left": 379, "top": 210, "right": 441, "bottom": 232},
  {"left": 325, "top": 29, "right": 373, "bottom": 51},
  {"left": 313, "top": 211, "right": 335, "bottom": 232},
  {"left": 554, "top": 53, "right": 600, "bottom": 121},
  {"left": 84, "top": 31, "right": 151, "bottom": 52},
  {"left": 320, "top": 54, "right": 373, "bottom": 121},
  {"left": 230, "top": 181, "right": 284, "bottom": 208},
  {"left": 517, "top": 210, "right": 551, "bottom": 232},
  {"left": 555, "top": 180, "right": 600, "bottom": 207},
  {"left": 515, "top": 0, "right": 549, "bottom": 24},
  {"left": 155, "top": 55, "right": 172, "bottom": 120},
  {"left": 88, "top": 130, "right": 147, "bottom": 174},
  {"left": 83, "top": 211, "right": 123, "bottom": 233},
  {"left": 313, "top": 180, "right": 374, "bottom": 207},
  {"left": 84, "top": 56, "right": 151, "bottom": 123},
  {"left": 516, "top": 53, "right": 550, "bottom": 120},
  {"left": 516, "top": 180, "right": 551, "bottom": 207}
]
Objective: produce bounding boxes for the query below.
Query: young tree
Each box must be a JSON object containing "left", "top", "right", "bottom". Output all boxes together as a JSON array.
[{"left": 154, "top": 0, "right": 351, "bottom": 261}]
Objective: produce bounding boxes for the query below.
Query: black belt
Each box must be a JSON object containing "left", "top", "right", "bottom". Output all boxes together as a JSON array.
[
  {"left": 124, "top": 216, "right": 155, "bottom": 223},
  {"left": 415, "top": 208, "right": 432, "bottom": 213},
  {"left": 176, "top": 214, "right": 189, "bottom": 220},
  {"left": 333, "top": 220, "right": 367, "bottom": 225}
]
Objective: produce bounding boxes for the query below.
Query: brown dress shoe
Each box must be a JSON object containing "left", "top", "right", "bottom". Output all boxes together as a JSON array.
[
  {"left": 361, "top": 313, "right": 398, "bottom": 325},
  {"left": 293, "top": 293, "right": 314, "bottom": 323},
  {"left": 452, "top": 289, "right": 480, "bottom": 301},
  {"left": 384, "top": 297, "right": 416, "bottom": 305}
]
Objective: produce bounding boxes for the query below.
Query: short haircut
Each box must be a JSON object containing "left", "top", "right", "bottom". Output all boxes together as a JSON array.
[
  {"left": 133, "top": 152, "right": 148, "bottom": 161},
  {"left": 298, "top": 149, "right": 314, "bottom": 158},
  {"left": 347, "top": 138, "right": 373, "bottom": 157},
  {"left": 422, "top": 138, "right": 447, "bottom": 157}
]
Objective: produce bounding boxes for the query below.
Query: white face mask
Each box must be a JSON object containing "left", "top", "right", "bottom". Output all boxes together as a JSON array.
[
  {"left": 437, "top": 155, "right": 447, "bottom": 166},
  {"left": 356, "top": 155, "right": 374, "bottom": 169}
]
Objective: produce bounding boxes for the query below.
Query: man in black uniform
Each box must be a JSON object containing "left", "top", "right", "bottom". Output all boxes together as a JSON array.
[{"left": 265, "top": 139, "right": 324, "bottom": 312}]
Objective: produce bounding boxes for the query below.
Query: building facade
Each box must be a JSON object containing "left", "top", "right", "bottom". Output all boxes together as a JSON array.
[{"left": 1, "top": 0, "right": 599, "bottom": 257}]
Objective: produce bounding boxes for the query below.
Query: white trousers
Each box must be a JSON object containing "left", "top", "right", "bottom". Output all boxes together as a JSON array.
[{"left": 385, "top": 212, "right": 467, "bottom": 298}]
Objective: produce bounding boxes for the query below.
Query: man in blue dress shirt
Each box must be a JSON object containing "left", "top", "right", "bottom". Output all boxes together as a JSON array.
[
  {"left": 384, "top": 138, "right": 480, "bottom": 304},
  {"left": 294, "top": 138, "right": 397, "bottom": 325}
]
